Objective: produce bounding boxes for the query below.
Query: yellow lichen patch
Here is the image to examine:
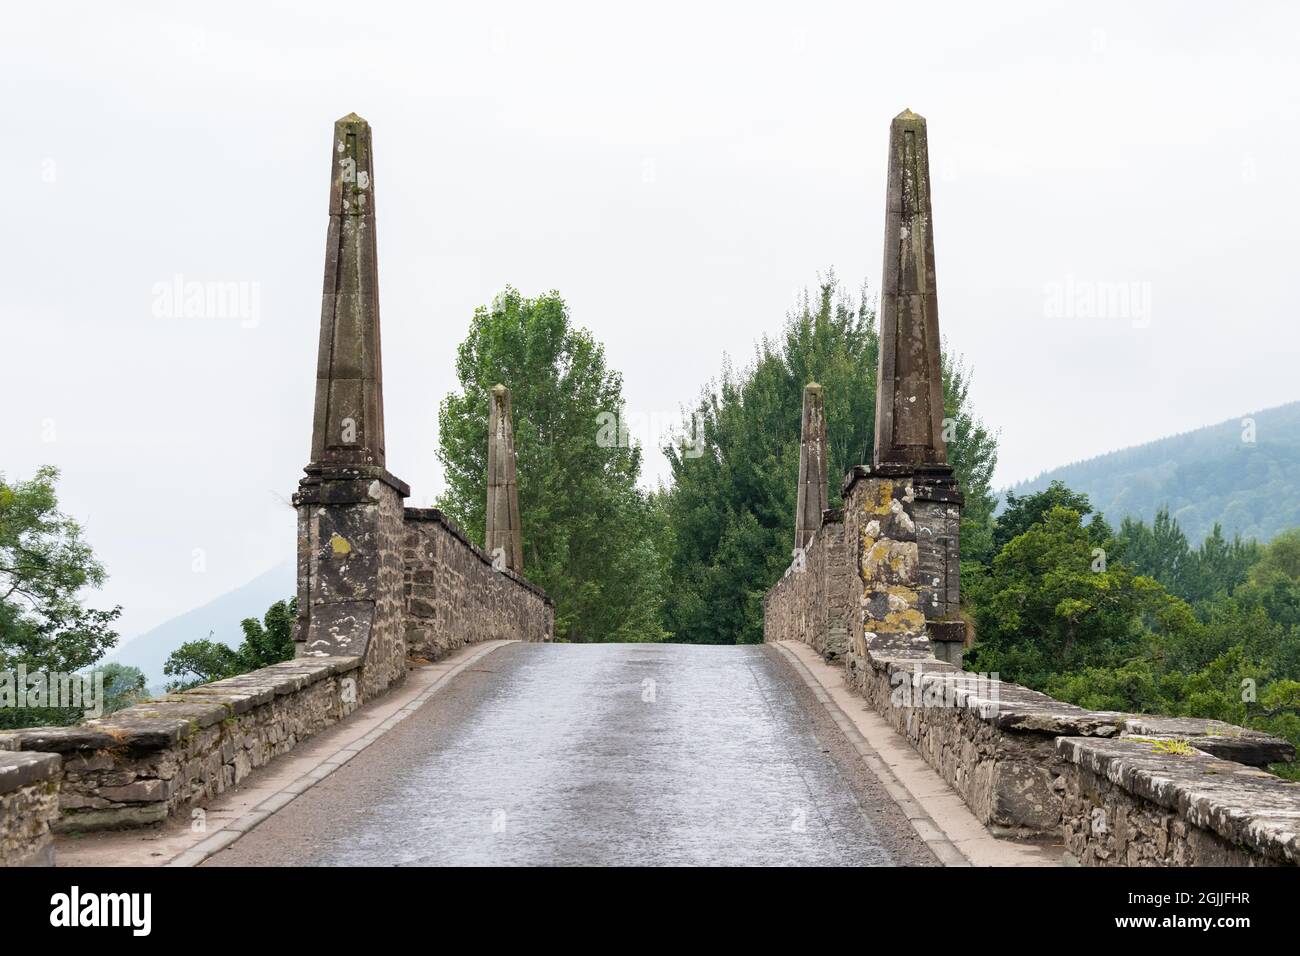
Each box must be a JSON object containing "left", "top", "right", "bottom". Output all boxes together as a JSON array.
[
  {"left": 863, "top": 540, "right": 917, "bottom": 580},
  {"left": 866, "top": 483, "right": 896, "bottom": 516},
  {"left": 878, "top": 589, "right": 925, "bottom": 634},
  {"left": 329, "top": 532, "right": 352, "bottom": 556}
]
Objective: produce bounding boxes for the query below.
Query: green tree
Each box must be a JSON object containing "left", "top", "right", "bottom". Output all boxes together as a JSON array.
[
  {"left": 436, "top": 288, "right": 667, "bottom": 643},
  {"left": 966, "top": 482, "right": 1299, "bottom": 777},
  {"left": 0, "top": 466, "right": 121, "bottom": 728},
  {"left": 995, "top": 480, "right": 1108, "bottom": 554},
  {"left": 163, "top": 598, "right": 298, "bottom": 691},
  {"left": 98, "top": 662, "right": 148, "bottom": 714},
  {"left": 1251, "top": 528, "right": 1300, "bottom": 583},
  {"left": 1117, "top": 507, "right": 1190, "bottom": 593},
  {"left": 966, "top": 505, "right": 1193, "bottom": 686},
  {"left": 660, "top": 274, "right": 997, "bottom": 644}
]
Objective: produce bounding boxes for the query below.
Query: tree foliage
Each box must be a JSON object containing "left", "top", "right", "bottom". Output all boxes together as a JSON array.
[
  {"left": 99, "top": 663, "right": 148, "bottom": 714},
  {"left": 0, "top": 466, "right": 120, "bottom": 673},
  {"left": 659, "top": 274, "right": 998, "bottom": 644},
  {"left": 435, "top": 288, "right": 667, "bottom": 643},
  {"left": 0, "top": 467, "right": 121, "bottom": 727},
  {"left": 163, "top": 598, "right": 297, "bottom": 691},
  {"left": 968, "top": 485, "right": 1300, "bottom": 777}
]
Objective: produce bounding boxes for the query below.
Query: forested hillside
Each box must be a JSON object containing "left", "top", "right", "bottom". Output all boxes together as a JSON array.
[{"left": 1006, "top": 402, "right": 1300, "bottom": 545}]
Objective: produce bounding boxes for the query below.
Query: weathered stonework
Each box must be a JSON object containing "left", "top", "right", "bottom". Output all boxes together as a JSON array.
[
  {"left": 1120, "top": 716, "right": 1294, "bottom": 768},
  {"left": 874, "top": 109, "right": 947, "bottom": 470},
  {"left": 765, "top": 509, "right": 851, "bottom": 661},
  {"left": 1059, "top": 737, "right": 1299, "bottom": 866},
  {"left": 0, "top": 656, "right": 360, "bottom": 832},
  {"left": 293, "top": 113, "right": 412, "bottom": 701},
  {"left": 309, "top": 113, "right": 387, "bottom": 471},
  {"left": 403, "top": 508, "right": 553, "bottom": 660},
  {"left": 855, "top": 653, "right": 1125, "bottom": 838},
  {"left": 0, "top": 752, "right": 60, "bottom": 866},
  {"left": 840, "top": 466, "right": 964, "bottom": 665},
  {"left": 795, "top": 384, "right": 829, "bottom": 552},
  {"left": 486, "top": 384, "right": 525, "bottom": 573},
  {"left": 766, "top": 460, "right": 1298, "bottom": 859},
  {"left": 294, "top": 472, "right": 410, "bottom": 701},
  {"left": 766, "top": 530, "right": 1299, "bottom": 857},
  {"left": 854, "top": 109, "right": 967, "bottom": 666}
]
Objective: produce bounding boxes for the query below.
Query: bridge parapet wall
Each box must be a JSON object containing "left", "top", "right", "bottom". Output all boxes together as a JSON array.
[
  {"left": 764, "top": 470, "right": 1299, "bottom": 865},
  {"left": 0, "top": 499, "right": 557, "bottom": 853},
  {"left": 0, "top": 655, "right": 361, "bottom": 837},
  {"left": 763, "top": 509, "right": 850, "bottom": 661},
  {"left": 0, "top": 751, "right": 60, "bottom": 866},
  {"left": 402, "top": 508, "right": 553, "bottom": 659},
  {"left": 1059, "top": 736, "right": 1298, "bottom": 865}
]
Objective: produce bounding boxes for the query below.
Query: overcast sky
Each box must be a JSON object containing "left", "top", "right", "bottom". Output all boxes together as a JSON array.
[{"left": 4, "top": 2, "right": 1298, "bottom": 643}]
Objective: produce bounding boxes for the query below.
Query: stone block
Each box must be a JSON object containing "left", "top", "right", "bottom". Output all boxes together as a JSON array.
[{"left": 98, "top": 777, "right": 175, "bottom": 804}]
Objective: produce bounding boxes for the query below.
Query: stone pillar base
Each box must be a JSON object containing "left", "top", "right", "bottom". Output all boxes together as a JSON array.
[
  {"left": 842, "top": 464, "right": 963, "bottom": 662},
  {"left": 293, "top": 465, "right": 411, "bottom": 702}
]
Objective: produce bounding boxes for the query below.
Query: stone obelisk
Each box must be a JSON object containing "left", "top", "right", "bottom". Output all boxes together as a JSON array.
[
  {"left": 874, "top": 109, "right": 946, "bottom": 469},
  {"left": 486, "top": 384, "right": 523, "bottom": 573},
  {"left": 308, "top": 112, "right": 386, "bottom": 471},
  {"left": 795, "top": 383, "right": 828, "bottom": 551},
  {"left": 292, "top": 114, "right": 409, "bottom": 697},
  {"left": 843, "top": 110, "right": 964, "bottom": 669}
]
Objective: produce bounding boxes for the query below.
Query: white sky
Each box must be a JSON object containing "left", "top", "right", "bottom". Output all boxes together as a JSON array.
[{"left": 3, "top": 1, "right": 1298, "bottom": 642}]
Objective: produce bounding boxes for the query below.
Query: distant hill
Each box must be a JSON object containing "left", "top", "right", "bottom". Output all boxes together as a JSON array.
[
  {"left": 105, "top": 563, "right": 294, "bottom": 690},
  {"left": 1005, "top": 401, "right": 1300, "bottom": 546}
]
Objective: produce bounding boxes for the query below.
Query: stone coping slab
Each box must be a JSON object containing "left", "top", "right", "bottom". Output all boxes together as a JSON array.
[
  {"left": 0, "top": 655, "right": 361, "bottom": 755},
  {"left": 1122, "top": 716, "right": 1296, "bottom": 767},
  {"left": 403, "top": 506, "right": 553, "bottom": 605},
  {"left": 867, "top": 650, "right": 1127, "bottom": 736},
  {"left": 1057, "top": 736, "right": 1300, "bottom": 865},
  {"left": 296, "top": 463, "right": 412, "bottom": 500},
  {"left": 0, "top": 751, "right": 61, "bottom": 794},
  {"left": 841, "top": 463, "right": 965, "bottom": 504},
  {"left": 868, "top": 652, "right": 1296, "bottom": 756}
]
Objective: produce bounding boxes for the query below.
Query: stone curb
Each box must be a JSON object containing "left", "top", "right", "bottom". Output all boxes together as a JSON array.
[
  {"left": 770, "top": 642, "right": 971, "bottom": 867},
  {"left": 162, "top": 641, "right": 516, "bottom": 867}
]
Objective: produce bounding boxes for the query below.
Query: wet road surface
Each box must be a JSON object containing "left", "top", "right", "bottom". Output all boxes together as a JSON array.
[{"left": 207, "top": 643, "right": 936, "bottom": 866}]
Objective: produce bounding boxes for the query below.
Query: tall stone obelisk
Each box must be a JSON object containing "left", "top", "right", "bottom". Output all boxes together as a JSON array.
[
  {"left": 292, "top": 114, "right": 410, "bottom": 698},
  {"left": 486, "top": 384, "right": 523, "bottom": 573},
  {"left": 795, "top": 383, "right": 828, "bottom": 551},
  {"left": 306, "top": 113, "right": 387, "bottom": 471},
  {"left": 874, "top": 109, "right": 947, "bottom": 469},
  {"left": 844, "top": 110, "right": 965, "bottom": 670}
]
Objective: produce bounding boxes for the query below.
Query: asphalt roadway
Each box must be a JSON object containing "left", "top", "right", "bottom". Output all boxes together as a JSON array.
[{"left": 205, "top": 642, "right": 937, "bottom": 866}]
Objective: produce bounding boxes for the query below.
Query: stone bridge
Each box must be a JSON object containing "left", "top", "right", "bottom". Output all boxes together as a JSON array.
[{"left": 1, "top": 112, "right": 1296, "bottom": 868}]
